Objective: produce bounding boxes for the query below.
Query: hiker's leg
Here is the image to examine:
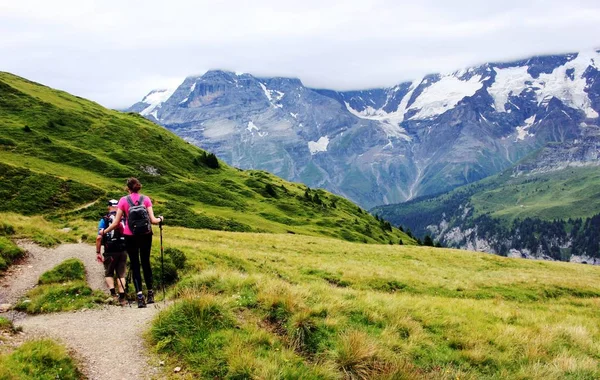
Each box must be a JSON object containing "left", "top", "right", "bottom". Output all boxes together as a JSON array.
[
  {"left": 116, "top": 252, "right": 127, "bottom": 293},
  {"left": 105, "top": 276, "right": 115, "bottom": 289},
  {"left": 126, "top": 236, "right": 142, "bottom": 293},
  {"left": 139, "top": 234, "right": 153, "bottom": 291},
  {"left": 104, "top": 256, "right": 116, "bottom": 294}
]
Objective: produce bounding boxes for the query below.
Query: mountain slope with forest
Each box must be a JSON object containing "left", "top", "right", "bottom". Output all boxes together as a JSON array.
[
  {"left": 0, "top": 71, "right": 413, "bottom": 246},
  {"left": 373, "top": 131, "right": 600, "bottom": 263}
]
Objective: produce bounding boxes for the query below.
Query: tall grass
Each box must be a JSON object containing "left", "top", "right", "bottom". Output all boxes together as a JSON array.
[
  {"left": 146, "top": 226, "right": 600, "bottom": 379},
  {"left": 0, "top": 339, "right": 82, "bottom": 379}
]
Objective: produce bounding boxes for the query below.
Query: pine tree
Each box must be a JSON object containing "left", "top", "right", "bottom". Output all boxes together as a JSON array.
[
  {"left": 205, "top": 152, "right": 219, "bottom": 169},
  {"left": 304, "top": 189, "right": 311, "bottom": 201}
]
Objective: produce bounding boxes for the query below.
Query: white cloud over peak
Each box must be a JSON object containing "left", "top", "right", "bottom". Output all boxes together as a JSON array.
[{"left": 1, "top": 0, "right": 599, "bottom": 108}]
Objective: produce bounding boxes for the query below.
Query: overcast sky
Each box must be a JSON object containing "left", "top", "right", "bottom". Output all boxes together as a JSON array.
[{"left": 1, "top": 0, "right": 600, "bottom": 108}]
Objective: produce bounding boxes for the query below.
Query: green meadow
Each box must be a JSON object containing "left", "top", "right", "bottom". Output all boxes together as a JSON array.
[{"left": 147, "top": 226, "right": 600, "bottom": 379}]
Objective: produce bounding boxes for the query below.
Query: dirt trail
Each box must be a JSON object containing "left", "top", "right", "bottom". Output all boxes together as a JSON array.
[
  {"left": 0, "top": 242, "right": 166, "bottom": 380},
  {"left": 0, "top": 242, "right": 104, "bottom": 306}
]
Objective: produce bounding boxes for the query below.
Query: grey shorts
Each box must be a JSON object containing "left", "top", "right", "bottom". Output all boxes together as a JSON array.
[{"left": 103, "top": 251, "right": 127, "bottom": 278}]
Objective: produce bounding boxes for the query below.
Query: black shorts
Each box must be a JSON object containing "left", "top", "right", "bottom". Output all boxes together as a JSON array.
[{"left": 103, "top": 251, "right": 127, "bottom": 278}]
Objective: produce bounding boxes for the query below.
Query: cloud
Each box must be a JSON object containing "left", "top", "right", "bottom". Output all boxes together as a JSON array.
[{"left": 1, "top": 0, "right": 599, "bottom": 108}]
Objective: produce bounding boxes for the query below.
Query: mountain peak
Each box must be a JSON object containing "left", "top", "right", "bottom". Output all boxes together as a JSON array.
[{"left": 128, "top": 49, "right": 600, "bottom": 208}]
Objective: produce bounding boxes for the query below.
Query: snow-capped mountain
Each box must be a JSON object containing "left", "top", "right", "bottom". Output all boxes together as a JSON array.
[{"left": 128, "top": 50, "right": 600, "bottom": 209}]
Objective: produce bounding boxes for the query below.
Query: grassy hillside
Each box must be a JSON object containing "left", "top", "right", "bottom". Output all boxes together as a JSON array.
[
  {"left": 373, "top": 163, "right": 600, "bottom": 237},
  {"left": 469, "top": 167, "right": 600, "bottom": 221},
  {"left": 146, "top": 226, "right": 600, "bottom": 379},
  {"left": 372, "top": 149, "right": 600, "bottom": 260},
  {"left": 0, "top": 71, "right": 414, "bottom": 247}
]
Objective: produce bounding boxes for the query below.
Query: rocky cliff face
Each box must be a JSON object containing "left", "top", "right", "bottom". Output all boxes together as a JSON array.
[{"left": 129, "top": 50, "right": 600, "bottom": 209}]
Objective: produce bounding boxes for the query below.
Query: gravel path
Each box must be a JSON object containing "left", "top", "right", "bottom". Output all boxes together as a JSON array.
[
  {"left": 0, "top": 242, "right": 105, "bottom": 307},
  {"left": 0, "top": 242, "right": 166, "bottom": 380}
]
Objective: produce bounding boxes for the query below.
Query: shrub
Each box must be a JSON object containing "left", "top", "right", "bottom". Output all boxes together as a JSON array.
[{"left": 194, "top": 152, "right": 220, "bottom": 169}]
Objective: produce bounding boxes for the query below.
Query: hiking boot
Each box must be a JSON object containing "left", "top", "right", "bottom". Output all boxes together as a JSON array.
[
  {"left": 146, "top": 290, "right": 155, "bottom": 304},
  {"left": 119, "top": 295, "right": 128, "bottom": 307},
  {"left": 137, "top": 294, "right": 147, "bottom": 308}
]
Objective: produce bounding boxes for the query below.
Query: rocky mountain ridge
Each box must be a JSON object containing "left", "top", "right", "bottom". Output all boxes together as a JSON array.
[{"left": 129, "top": 50, "right": 600, "bottom": 209}]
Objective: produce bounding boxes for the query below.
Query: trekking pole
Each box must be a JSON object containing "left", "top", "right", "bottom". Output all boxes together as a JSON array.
[{"left": 159, "top": 218, "right": 165, "bottom": 303}]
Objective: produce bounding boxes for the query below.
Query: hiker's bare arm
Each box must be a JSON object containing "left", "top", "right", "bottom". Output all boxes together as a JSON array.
[
  {"left": 147, "top": 206, "right": 164, "bottom": 225},
  {"left": 95, "top": 235, "right": 103, "bottom": 262},
  {"left": 102, "top": 209, "right": 124, "bottom": 234}
]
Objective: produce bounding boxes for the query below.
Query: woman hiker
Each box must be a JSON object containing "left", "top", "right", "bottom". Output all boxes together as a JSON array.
[{"left": 100, "top": 178, "right": 164, "bottom": 308}]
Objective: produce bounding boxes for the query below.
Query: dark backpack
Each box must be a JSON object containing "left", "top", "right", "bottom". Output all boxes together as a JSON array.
[
  {"left": 103, "top": 213, "right": 126, "bottom": 253},
  {"left": 126, "top": 195, "right": 152, "bottom": 235}
]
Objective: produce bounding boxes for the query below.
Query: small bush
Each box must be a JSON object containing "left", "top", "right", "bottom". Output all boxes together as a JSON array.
[{"left": 194, "top": 152, "right": 220, "bottom": 169}]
